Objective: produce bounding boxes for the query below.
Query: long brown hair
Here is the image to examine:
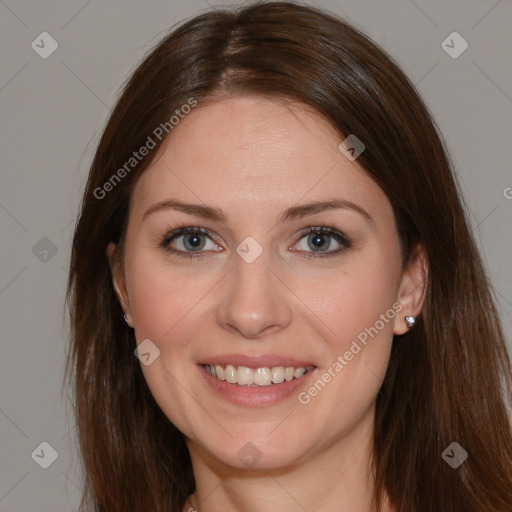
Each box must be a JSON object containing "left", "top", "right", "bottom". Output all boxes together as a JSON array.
[{"left": 66, "top": 2, "right": 512, "bottom": 510}]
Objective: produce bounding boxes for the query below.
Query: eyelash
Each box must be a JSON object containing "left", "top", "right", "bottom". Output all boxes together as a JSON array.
[{"left": 159, "top": 223, "right": 352, "bottom": 260}]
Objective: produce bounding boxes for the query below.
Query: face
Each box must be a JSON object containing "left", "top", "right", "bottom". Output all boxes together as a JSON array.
[{"left": 109, "top": 95, "right": 424, "bottom": 471}]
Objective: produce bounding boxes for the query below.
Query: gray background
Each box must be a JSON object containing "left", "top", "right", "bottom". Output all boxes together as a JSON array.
[{"left": 1, "top": 0, "right": 511, "bottom": 510}]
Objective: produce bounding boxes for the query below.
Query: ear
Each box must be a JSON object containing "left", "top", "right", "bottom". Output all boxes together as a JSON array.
[
  {"left": 394, "top": 243, "right": 428, "bottom": 335},
  {"left": 106, "top": 242, "right": 134, "bottom": 327}
]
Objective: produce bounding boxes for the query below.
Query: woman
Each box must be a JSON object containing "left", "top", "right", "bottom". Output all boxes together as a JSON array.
[{"left": 66, "top": 2, "right": 512, "bottom": 511}]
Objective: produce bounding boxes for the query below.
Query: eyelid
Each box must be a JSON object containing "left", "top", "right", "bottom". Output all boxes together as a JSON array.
[
  {"left": 291, "top": 225, "right": 352, "bottom": 258},
  {"left": 161, "top": 226, "right": 220, "bottom": 247},
  {"left": 159, "top": 224, "right": 352, "bottom": 259}
]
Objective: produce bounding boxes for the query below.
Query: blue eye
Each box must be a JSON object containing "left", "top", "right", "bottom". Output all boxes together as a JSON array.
[
  {"left": 161, "top": 227, "right": 219, "bottom": 259},
  {"left": 160, "top": 225, "right": 352, "bottom": 260},
  {"left": 293, "top": 226, "right": 352, "bottom": 259}
]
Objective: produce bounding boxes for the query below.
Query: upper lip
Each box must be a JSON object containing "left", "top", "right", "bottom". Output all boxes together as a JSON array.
[{"left": 199, "top": 354, "right": 316, "bottom": 368}]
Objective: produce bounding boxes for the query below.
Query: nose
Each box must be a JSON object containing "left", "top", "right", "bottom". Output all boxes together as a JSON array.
[{"left": 216, "top": 248, "right": 293, "bottom": 339}]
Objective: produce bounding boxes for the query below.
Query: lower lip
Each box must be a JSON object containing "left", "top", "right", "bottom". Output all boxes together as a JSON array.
[{"left": 198, "top": 364, "right": 317, "bottom": 407}]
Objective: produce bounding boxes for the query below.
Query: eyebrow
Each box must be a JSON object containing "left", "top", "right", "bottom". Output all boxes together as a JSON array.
[{"left": 142, "top": 198, "right": 373, "bottom": 224}]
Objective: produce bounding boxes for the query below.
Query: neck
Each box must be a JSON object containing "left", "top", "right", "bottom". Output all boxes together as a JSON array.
[{"left": 184, "top": 406, "right": 394, "bottom": 512}]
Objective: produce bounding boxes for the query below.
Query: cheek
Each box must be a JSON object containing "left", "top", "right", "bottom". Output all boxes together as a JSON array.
[
  {"left": 124, "top": 252, "right": 211, "bottom": 433},
  {"left": 126, "top": 251, "right": 207, "bottom": 344},
  {"left": 291, "top": 257, "right": 401, "bottom": 438},
  {"left": 296, "top": 251, "right": 401, "bottom": 358},
  {"left": 293, "top": 249, "right": 402, "bottom": 424}
]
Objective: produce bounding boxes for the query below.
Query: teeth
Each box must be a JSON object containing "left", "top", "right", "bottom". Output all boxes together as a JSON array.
[
  {"left": 205, "top": 364, "right": 314, "bottom": 387},
  {"left": 294, "top": 367, "right": 306, "bottom": 378},
  {"left": 271, "top": 366, "right": 285, "bottom": 384},
  {"left": 225, "top": 364, "right": 237, "bottom": 384},
  {"left": 253, "top": 367, "right": 272, "bottom": 386},
  {"left": 237, "top": 366, "right": 253, "bottom": 385},
  {"left": 284, "top": 367, "right": 294, "bottom": 381},
  {"left": 215, "top": 364, "right": 225, "bottom": 380}
]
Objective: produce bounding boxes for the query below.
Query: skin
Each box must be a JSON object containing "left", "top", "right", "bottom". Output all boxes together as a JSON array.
[{"left": 108, "top": 95, "right": 427, "bottom": 512}]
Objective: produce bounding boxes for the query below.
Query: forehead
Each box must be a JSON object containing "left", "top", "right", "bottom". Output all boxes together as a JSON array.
[{"left": 130, "top": 95, "right": 390, "bottom": 224}]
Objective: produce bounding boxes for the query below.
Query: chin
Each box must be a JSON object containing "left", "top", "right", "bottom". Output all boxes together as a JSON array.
[{"left": 188, "top": 427, "right": 317, "bottom": 471}]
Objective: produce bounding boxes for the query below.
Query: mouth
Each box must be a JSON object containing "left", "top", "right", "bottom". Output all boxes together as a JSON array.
[
  {"left": 197, "top": 358, "right": 318, "bottom": 407},
  {"left": 202, "top": 363, "right": 315, "bottom": 387}
]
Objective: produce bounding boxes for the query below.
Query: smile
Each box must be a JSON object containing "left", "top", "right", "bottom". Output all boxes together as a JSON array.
[{"left": 203, "top": 364, "right": 315, "bottom": 387}]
